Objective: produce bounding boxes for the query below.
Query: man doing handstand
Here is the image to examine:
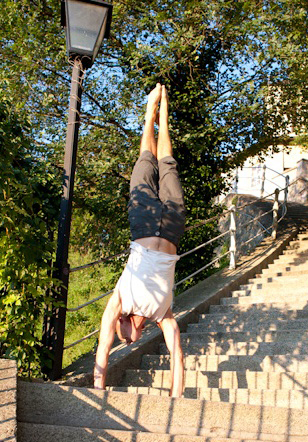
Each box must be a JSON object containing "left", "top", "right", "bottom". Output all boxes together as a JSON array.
[{"left": 94, "top": 83, "right": 186, "bottom": 397}]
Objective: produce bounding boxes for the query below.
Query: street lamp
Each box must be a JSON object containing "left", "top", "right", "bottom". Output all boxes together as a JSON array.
[
  {"left": 42, "top": 0, "right": 113, "bottom": 380},
  {"left": 62, "top": 0, "right": 113, "bottom": 68}
]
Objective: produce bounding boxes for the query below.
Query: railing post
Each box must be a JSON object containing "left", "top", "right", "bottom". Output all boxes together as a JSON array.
[
  {"left": 261, "top": 164, "right": 266, "bottom": 198},
  {"left": 284, "top": 175, "right": 289, "bottom": 207},
  {"left": 272, "top": 188, "right": 279, "bottom": 240},
  {"left": 234, "top": 168, "right": 238, "bottom": 194},
  {"left": 229, "top": 205, "right": 237, "bottom": 269}
]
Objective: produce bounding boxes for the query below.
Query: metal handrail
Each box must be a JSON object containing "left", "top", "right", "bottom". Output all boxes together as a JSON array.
[
  {"left": 66, "top": 289, "right": 114, "bottom": 312},
  {"left": 266, "top": 166, "right": 287, "bottom": 179},
  {"left": 64, "top": 169, "right": 293, "bottom": 350},
  {"left": 240, "top": 165, "right": 287, "bottom": 179},
  {"left": 174, "top": 251, "right": 231, "bottom": 288},
  {"left": 242, "top": 230, "right": 265, "bottom": 247},
  {"left": 183, "top": 210, "right": 229, "bottom": 232},
  {"left": 239, "top": 213, "right": 272, "bottom": 235},
  {"left": 64, "top": 328, "right": 100, "bottom": 350},
  {"left": 70, "top": 249, "right": 129, "bottom": 273},
  {"left": 69, "top": 213, "right": 230, "bottom": 274},
  {"left": 265, "top": 178, "right": 284, "bottom": 189},
  {"left": 240, "top": 208, "right": 274, "bottom": 230},
  {"left": 236, "top": 187, "right": 281, "bottom": 210},
  {"left": 272, "top": 166, "right": 297, "bottom": 179},
  {"left": 179, "top": 230, "right": 230, "bottom": 259}
]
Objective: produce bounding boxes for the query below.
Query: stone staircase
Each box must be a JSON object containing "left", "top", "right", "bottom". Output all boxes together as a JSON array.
[{"left": 17, "top": 229, "right": 308, "bottom": 441}]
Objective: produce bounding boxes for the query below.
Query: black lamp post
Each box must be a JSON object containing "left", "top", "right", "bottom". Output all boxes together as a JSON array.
[{"left": 42, "top": 0, "right": 112, "bottom": 380}]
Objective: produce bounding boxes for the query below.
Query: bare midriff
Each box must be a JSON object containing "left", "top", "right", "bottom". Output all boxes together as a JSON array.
[{"left": 135, "top": 237, "right": 177, "bottom": 255}]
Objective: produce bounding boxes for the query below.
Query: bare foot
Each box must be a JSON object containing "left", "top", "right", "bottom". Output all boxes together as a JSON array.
[{"left": 145, "top": 83, "right": 162, "bottom": 121}]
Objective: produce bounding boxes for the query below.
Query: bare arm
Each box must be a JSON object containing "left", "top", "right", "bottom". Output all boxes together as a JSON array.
[
  {"left": 94, "top": 290, "right": 122, "bottom": 389},
  {"left": 158, "top": 308, "right": 184, "bottom": 398}
]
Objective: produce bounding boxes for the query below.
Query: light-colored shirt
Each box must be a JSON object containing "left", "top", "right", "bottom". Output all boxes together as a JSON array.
[{"left": 115, "top": 241, "right": 179, "bottom": 322}]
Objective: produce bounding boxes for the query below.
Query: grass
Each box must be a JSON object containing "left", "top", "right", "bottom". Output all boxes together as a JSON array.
[{"left": 63, "top": 250, "right": 117, "bottom": 370}]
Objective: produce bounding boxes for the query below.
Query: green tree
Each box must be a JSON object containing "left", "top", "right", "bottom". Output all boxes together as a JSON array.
[
  {"left": 1, "top": 0, "right": 307, "bottom": 280},
  {"left": 0, "top": 98, "right": 61, "bottom": 376}
]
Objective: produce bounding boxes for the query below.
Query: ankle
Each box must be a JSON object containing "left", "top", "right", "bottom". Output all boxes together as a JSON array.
[
  {"left": 159, "top": 107, "right": 168, "bottom": 120},
  {"left": 144, "top": 112, "right": 157, "bottom": 124}
]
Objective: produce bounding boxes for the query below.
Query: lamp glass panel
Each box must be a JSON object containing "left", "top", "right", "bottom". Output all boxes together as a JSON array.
[
  {"left": 92, "top": 16, "right": 108, "bottom": 60},
  {"left": 67, "top": 0, "right": 107, "bottom": 53}
]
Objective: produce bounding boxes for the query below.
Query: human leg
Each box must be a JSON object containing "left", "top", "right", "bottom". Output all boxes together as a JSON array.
[
  {"left": 157, "top": 85, "right": 172, "bottom": 161},
  {"left": 128, "top": 86, "right": 163, "bottom": 240},
  {"left": 156, "top": 86, "right": 186, "bottom": 246},
  {"left": 157, "top": 156, "right": 186, "bottom": 246},
  {"left": 140, "top": 83, "right": 161, "bottom": 158}
]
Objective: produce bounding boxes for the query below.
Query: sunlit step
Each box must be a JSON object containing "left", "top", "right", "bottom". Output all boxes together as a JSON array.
[
  {"left": 120, "top": 368, "right": 308, "bottom": 390},
  {"left": 141, "top": 354, "right": 308, "bottom": 373},
  {"left": 107, "top": 386, "right": 308, "bottom": 409},
  {"left": 159, "top": 340, "right": 308, "bottom": 356}
]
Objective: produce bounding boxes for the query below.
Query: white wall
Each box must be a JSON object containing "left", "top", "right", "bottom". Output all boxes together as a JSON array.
[{"left": 220, "top": 146, "right": 308, "bottom": 201}]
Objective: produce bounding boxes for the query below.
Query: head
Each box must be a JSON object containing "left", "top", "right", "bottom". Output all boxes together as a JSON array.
[{"left": 116, "top": 314, "right": 146, "bottom": 346}]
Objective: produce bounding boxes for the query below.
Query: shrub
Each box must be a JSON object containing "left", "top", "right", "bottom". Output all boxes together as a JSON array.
[{"left": 0, "top": 100, "right": 61, "bottom": 377}]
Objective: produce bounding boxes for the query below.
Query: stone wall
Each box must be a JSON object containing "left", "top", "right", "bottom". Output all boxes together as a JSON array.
[
  {"left": 288, "top": 159, "right": 308, "bottom": 205},
  {"left": 216, "top": 194, "right": 276, "bottom": 261},
  {"left": 0, "top": 359, "right": 17, "bottom": 441}
]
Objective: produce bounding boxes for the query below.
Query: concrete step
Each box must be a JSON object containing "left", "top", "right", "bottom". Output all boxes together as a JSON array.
[
  {"left": 120, "top": 369, "right": 308, "bottom": 391},
  {"left": 260, "top": 267, "right": 308, "bottom": 279},
  {"left": 231, "top": 286, "right": 308, "bottom": 298},
  {"left": 159, "top": 340, "right": 308, "bottom": 356},
  {"left": 200, "top": 309, "right": 308, "bottom": 323},
  {"left": 141, "top": 354, "right": 308, "bottom": 372},
  {"left": 285, "top": 240, "right": 308, "bottom": 247},
  {"left": 277, "top": 243, "right": 308, "bottom": 251},
  {"left": 271, "top": 256, "right": 308, "bottom": 265},
  {"left": 108, "top": 386, "right": 308, "bottom": 409},
  {"left": 282, "top": 249, "right": 308, "bottom": 256},
  {"left": 284, "top": 239, "right": 308, "bottom": 247},
  {"left": 221, "top": 295, "right": 308, "bottom": 307},
  {"left": 182, "top": 330, "right": 308, "bottom": 344},
  {"left": 247, "top": 269, "right": 308, "bottom": 283},
  {"left": 183, "top": 330, "right": 308, "bottom": 343},
  {"left": 287, "top": 236, "right": 308, "bottom": 240},
  {"left": 17, "top": 382, "right": 308, "bottom": 440},
  {"left": 264, "top": 260, "right": 308, "bottom": 271},
  {"left": 209, "top": 303, "right": 308, "bottom": 315},
  {"left": 16, "top": 422, "right": 275, "bottom": 442},
  {"left": 285, "top": 237, "right": 308, "bottom": 242},
  {"left": 241, "top": 273, "right": 308, "bottom": 290},
  {"left": 188, "top": 317, "right": 308, "bottom": 332}
]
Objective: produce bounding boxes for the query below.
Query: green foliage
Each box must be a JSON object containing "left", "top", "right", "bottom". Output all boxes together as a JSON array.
[
  {"left": 217, "top": 240, "right": 230, "bottom": 271},
  {"left": 231, "top": 196, "right": 239, "bottom": 206},
  {"left": 0, "top": 0, "right": 68, "bottom": 140},
  {"left": 67, "top": 0, "right": 308, "bottom": 264},
  {"left": 0, "top": 99, "right": 61, "bottom": 377},
  {"left": 1, "top": 1, "right": 307, "bottom": 262}
]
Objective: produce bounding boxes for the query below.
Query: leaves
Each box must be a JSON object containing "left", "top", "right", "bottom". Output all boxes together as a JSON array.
[{"left": 0, "top": 98, "right": 61, "bottom": 377}]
